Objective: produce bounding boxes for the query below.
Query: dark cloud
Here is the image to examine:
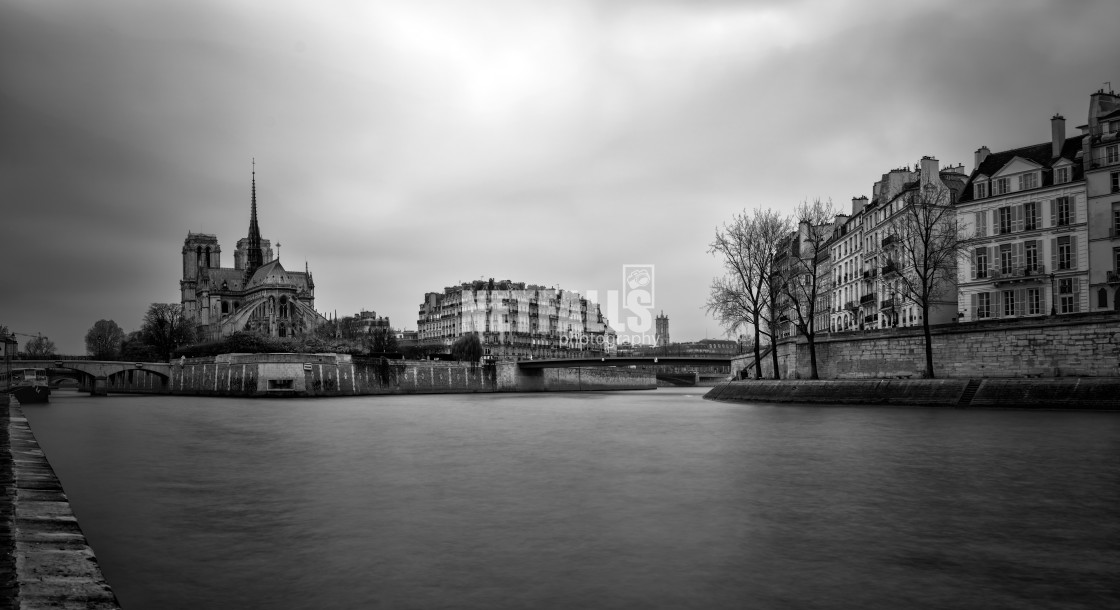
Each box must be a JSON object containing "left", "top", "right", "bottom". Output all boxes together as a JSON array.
[{"left": 2, "top": 0, "right": 1118, "bottom": 352}]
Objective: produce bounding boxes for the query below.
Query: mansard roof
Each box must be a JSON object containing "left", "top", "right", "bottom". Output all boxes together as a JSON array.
[{"left": 958, "top": 136, "right": 1085, "bottom": 203}]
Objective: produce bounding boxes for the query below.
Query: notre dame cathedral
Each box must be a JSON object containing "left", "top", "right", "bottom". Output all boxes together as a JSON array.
[{"left": 180, "top": 165, "right": 326, "bottom": 341}]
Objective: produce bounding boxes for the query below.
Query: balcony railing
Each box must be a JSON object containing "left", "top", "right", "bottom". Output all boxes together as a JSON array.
[
  {"left": 881, "top": 263, "right": 899, "bottom": 276},
  {"left": 880, "top": 298, "right": 896, "bottom": 310},
  {"left": 881, "top": 234, "right": 898, "bottom": 248},
  {"left": 1107, "top": 271, "right": 1120, "bottom": 284},
  {"left": 863, "top": 314, "right": 878, "bottom": 323},
  {"left": 844, "top": 301, "right": 857, "bottom": 311},
  {"left": 990, "top": 264, "right": 1047, "bottom": 284},
  {"left": 859, "top": 293, "right": 876, "bottom": 305}
]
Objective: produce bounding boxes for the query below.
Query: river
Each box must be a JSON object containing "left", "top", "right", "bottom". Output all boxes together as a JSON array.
[{"left": 21, "top": 388, "right": 1120, "bottom": 609}]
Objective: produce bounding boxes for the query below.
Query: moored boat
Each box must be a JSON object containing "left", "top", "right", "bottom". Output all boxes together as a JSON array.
[{"left": 6, "top": 368, "right": 50, "bottom": 404}]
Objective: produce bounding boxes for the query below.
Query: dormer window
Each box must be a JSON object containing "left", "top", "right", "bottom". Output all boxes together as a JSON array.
[
  {"left": 1056, "top": 167, "right": 1069, "bottom": 184},
  {"left": 995, "top": 178, "right": 1010, "bottom": 195},
  {"left": 975, "top": 182, "right": 987, "bottom": 199},
  {"left": 1018, "top": 172, "right": 1037, "bottom": 190}
]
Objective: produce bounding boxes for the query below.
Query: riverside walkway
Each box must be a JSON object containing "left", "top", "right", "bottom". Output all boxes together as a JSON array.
[{"left": 1, "top": 399, "right": 119, "bottom": 609}]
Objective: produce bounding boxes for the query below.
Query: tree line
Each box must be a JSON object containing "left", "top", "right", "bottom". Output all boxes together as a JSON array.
[{"left": 707, "top": 187, "right": 962, "bottom": 380}]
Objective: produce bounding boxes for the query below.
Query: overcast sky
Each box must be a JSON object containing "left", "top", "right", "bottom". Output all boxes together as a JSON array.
[{"left": 2, "top": 0, "right": 1118, "bottom": 354}]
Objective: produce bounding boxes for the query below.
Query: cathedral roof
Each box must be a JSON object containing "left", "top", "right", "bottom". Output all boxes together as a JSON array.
[
  {"left": 202, "top": 268, "right": 247, "bottom": 292},
  {"left": 246, "top": 259, "right": 311, "bottom": 290}
]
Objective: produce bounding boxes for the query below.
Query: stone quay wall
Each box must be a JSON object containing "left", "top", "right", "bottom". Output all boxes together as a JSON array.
[
  {"left": 705, "top": 378, "right": 1120, "bottom": 410},
  {"left": 761, "top": 312, "right": 1120, "bottom": 380},
  {"left": 2, "top": 402, "right": 120, "bottom": 608},
  {"left": 147, "top": 354, "right": 655, "bottom": 397}
]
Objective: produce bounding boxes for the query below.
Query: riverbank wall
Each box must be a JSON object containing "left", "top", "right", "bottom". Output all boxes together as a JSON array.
[
  {"left": 145, "top": 354, "right": 655, "bottom": 397},
  {"left": 759, "top": 312, "right": 1120, "bottom": 380},
  {"left": 2, "top": 402, "right": 120, "bottom": 608},
  {"left": 705, "top": 378, "right": 1120, "bottom": 410}
]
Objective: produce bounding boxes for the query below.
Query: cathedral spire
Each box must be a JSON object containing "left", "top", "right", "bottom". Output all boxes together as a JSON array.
[{"left": 246, "top": 158, "right": 264, "bottom": 274}]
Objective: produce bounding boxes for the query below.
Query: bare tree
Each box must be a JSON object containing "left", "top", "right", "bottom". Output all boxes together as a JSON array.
[
  {"left": 141, "top": 303, "right": 196, "bottom": 360},
  {"left": 85, "top": 319, "right": 125, "bottom": 360},
  {"left": 24, "top": 335, "right": 57, "bottom": 357},
  {"left": 778, "top": 198, "right": 837, "bottom": 380},
  {"left": 707, "top": 208, "right": 791, "bottom": 379},
  {"left": 881, "top": 185, "right": 964, "bottom": 378}
]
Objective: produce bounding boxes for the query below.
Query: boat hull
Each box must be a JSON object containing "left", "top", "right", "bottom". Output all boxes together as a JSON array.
[{"left": 10, "top": 385, "right": 50, "bottom": 404}]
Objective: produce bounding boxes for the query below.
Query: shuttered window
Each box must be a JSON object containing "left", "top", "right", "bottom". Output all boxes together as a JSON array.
[
  {"left": 1024, "top": 202, "right": 1038, "bottom": 231},
  {"left": 975, "top": 211, "right": 988, "bottom": 237}
]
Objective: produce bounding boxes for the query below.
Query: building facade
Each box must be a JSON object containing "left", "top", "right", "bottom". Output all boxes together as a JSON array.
[
  {"left": 417, "top": 279, "right": 616, "bottom": 358},
  {"left": 180, "top": 167, "right": 326, "bottom": 341},
  {"left": 956, "top": 117, "right": 1089, "bottom": 321},
  {"left": 1082, "top": 89, "right": 1120, "bottom": 311}
]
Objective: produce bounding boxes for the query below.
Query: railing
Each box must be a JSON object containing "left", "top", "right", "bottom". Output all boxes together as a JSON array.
[
  {"left": 844, "top": 301, "right": 857, "bottom": 310},
  {"left": 990, "top": 264, "right": 1047, "bottom": 282},
  {"left": 881, "top": 234, "right": 898, "bottom": 248},
  {"left": 860, "top": 293, "right": 876, "bottom": 305},
  {"left": 880, "top": 298, "right": 896, "bottom": 309},
  {"left": 881, "top": 263, "right": 899, "bottom": 276},
  {"left": 1088, "top": 150, "right": 1120, "bottom": 168},
  {"left": 1107, "top": 271, "right": 1120, "bottom": 284},
  {"left": 863, "top": 314, "right": 877, "bottom": 323}
]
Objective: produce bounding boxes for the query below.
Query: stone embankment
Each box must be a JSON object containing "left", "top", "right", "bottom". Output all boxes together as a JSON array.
[
  {"left": 705, "top": 378, "right": 1120, "bottom": 410},
  {"left": 2, "top": 401, "right": 120, "bottom": 609}
]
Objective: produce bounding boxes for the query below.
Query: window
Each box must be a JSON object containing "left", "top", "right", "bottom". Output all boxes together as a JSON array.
[
  {"left": 1002, "top": 291, "right": 1016, "bottom": 317},
  {"left": 1114, "top": 208, "right": 1120, "bottom": 235},
  {"left": 975, "top": 182, "right": 987, "bottom": 199},
  {"left": 975, "top": 211, "right": 988, "bottom": 237},
  {"left": 1100, "top": 288, "right": 1110, "bottom": 309},
  {"left": 1018, "top": 173, "right": 1037, "bottom": 190},
  {"left": 1025, "top": 241, "right": 1039, "bottom": 272},
  {"left": 975, "top": 247, "right": 989, "bottom": 279},
  {"left": 976, "top": 292, "right": 991, "bottom": 319},
  {"left": 998, "top": 207, "right": 1013, "bottom": 234},
  {"left": 1055, "top": 196, "right": 1071, "bottom": 226},
  {"left": 1055, "top": 167, "right": 1069, "bottom": 184},
  {"left": 1057, "top": 236, "right": 1072, "bottom": 270},
  {"left": 221, "top": 301, "right": 229, "bottom": 314},
  {"left": 1024, "top": 202, "right": 1038, "bottom": 231},
  {"left": 1112, "top": 172, "right": 1119, "bottom": 193},
  {"left": 1026, "top": 288, "right": 1041, "bottom": 315},
  {"left": 999, "top": 244, "right": 1013, "bottom": 274},
  {"left": 995, "top": 178, "right": 1010, "bottom": 195},
  {"left": 1108, "top": 145, "right": 1119, "bottom": 165},
  {"left": 1058, "top": 278, "right": 1077, "bottom": 314}
]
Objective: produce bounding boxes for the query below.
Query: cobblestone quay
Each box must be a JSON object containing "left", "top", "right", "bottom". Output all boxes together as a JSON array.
[{"left": 1, "top": 400, "right": 119, "bottom": 609}]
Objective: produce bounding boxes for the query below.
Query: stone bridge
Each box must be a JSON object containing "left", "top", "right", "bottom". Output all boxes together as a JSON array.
[
  {"left": 516, "top": 356, "right": 733, "bottom": 387},
  {"left": 7, "top": 360, "right": 171, "bottom": 395}
]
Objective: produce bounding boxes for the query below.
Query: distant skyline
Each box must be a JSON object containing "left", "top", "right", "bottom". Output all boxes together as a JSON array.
[{"left": 3, "top": 0, "right": 1119, "bottom": 354}]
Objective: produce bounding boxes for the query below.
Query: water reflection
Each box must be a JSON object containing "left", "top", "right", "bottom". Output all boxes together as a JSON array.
[{"left": 23, "top": 390, "right": 1120, "bottom": 609}]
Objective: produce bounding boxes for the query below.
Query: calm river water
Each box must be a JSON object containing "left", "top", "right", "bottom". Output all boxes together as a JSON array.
[{"left": 22, "top": 389, "right": 1120, "bottom": 609}]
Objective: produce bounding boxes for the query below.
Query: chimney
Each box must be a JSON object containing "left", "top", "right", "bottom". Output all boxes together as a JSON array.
[
  {"left": 919, "top": 156, "right": 939, "bottom": 182},
  {"left": 974, "top": 146, "right": 990, "bottom": 171},
  {"left": 851, "top": 196, "right": 867, "bottom": 215},
  {"left": 1051, "top": 114, "right": 1065, "bottom": 158}
]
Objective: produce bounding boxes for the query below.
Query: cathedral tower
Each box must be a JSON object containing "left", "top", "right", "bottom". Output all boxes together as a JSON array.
[{"left": 245, "top": 159, "right": 264, "bottom": 275}]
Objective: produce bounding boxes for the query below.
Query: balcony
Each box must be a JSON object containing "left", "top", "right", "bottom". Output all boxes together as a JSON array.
[
  {"left": 862, "top": 269, "right": 878, "bottom": 281},
  {"left": 990, "top": 264, "right": 1047, "bottom": 285},
  {"left": 859, "top": 293, "right": 876, "bottom": 305},
  {"left": 880, "top": 298, "right": 896, "bottom": 310},
  {"left": 863, "top": 314, "right": 878, "bottom": 324},
  {"left": 843, "top": 300, "right": 857, "bottom": 311},
  {"left": 1108, "top": 271, "right": 1120, "bottom": 284},
  {"left": 881, "top": 262, "right": 899, "bottom": 276},
  {"left": 881, "top": 234, "right": 898, "bottom": 248}
]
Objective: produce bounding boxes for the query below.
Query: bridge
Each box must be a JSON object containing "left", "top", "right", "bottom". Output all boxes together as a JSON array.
[
  {"left": 5, "top": 360, "right": 171, "bottom": 395},
  {"left": 516, "top": 356, "right": 735, "bottom": 386}
]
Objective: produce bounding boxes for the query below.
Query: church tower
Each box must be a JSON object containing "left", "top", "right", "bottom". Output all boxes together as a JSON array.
[{"left": 245, "top": 159, "right": 265, "bottom": 275}]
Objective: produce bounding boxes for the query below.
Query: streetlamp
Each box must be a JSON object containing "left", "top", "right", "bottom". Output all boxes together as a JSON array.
[{"left": 1049, "top": 273, "right": 1057, "bottom": 316}]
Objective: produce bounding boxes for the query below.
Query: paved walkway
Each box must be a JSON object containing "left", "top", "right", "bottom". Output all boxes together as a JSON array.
[{"left": 2, "top": 399, "right": 119, "bottom": 609}]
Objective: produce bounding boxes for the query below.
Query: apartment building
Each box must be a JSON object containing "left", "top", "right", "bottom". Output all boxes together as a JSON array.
[
  {"left": 956, "top": 116, "right": 1089, "bottom": 321},
  {"left": 417, "top": 279, "right": 615, "bottom": 358},
  {"left": 830, "top": 197, "right": 866, "bottom": 332},
  {"left": 1081, "top": 88, "right": 1120, "bottom": 310}
]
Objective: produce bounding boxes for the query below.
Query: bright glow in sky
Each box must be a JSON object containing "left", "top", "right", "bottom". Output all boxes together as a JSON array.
[{"left": 2, "top": 0, "right": 1118, "bottom": 353}]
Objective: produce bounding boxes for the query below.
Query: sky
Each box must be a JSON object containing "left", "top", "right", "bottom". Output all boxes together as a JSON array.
[{"left": 2, "top": 0, "right": 1118, "bottom": 354}]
